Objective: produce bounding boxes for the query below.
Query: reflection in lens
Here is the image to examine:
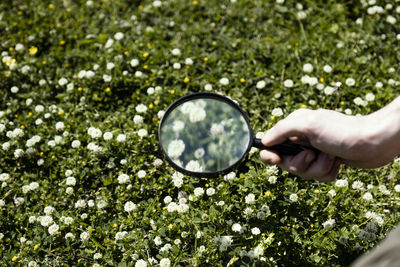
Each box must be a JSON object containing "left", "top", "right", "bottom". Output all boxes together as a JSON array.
[{"left": 160, "top": 97, "right": 251, "bottom": 173}]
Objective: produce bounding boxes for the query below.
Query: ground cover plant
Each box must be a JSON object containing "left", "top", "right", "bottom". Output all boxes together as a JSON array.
[{"left": 1, "top": 0, "right": 400, "bottom": 266}]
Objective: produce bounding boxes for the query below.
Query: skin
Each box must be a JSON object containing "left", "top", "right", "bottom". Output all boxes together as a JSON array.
[{"left": 259, "top": 96, "right": 400, "bottom": 182}]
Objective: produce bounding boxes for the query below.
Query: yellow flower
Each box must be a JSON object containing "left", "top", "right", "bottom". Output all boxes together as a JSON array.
[
  {"left": 240, "top": 78, "right": 245, "bottom": 83},
  {"left": 183, "top": 77, "right": 190, "bottom": 83},
  {"left": 113, "top": 223, "right": 118, "bottom": 228},
  {"left": 320, "top": 77, "right": 324, "bottom": 83},
  {"left": 12, "top": 256, "right": 18, "bottom": 262},
  {"left": 124, "top": 51, "right": 129, "bottom": 55},
  {"left": 105, "top": 87, "right": 111, "bottom": 93},
  {"left": 143, "top": 65, "right": 148, "bottom": 69},
  {"left": 314, "top": 189, "right": 320, "bottom": 194},
  {"left": 78, "top": 87, "right": 82, "bottom": 92},
  {"left": 192, "top": 0, "right": 198, "bottom": 5},
  {"left": 168, "top": 224, "right": 173, "bottom": 229},
  {"left": 52, "top": 155, "right": 56, "bottom": 159},
  {"left": 203, "top": 57, "right": 208, "bottom": 62},
  {"left": 5, "top": 58, "right": 16, "bottom": 66},
  {"left": 169, "top": 89, "right": 175, "bottom": 94},
  {"left": 20, "top": 125, "right": 24, "bottom": 129},
  {"left": 9, "top": 47, "right": 14, "bottom": 52},
  {"left": 29, "top": 46, "right": 38, "bottom": 55},
  {"left": 143, "top": 52, "right": 149, "bottom": 58},
  {"left": 28, "top": 112, "right": 32, "bottom": 117},
  {"left": 59, "top": 40, "right": 65, "bottom": 45},
  {"left": 212, "top": 41, "right": 217, "bottom": 46},
  {"left": 265, "top": 191, "right": 271, "bottom": 197},
  {"left": 49, "top": 3, "right": 54, "bottom": 9},
  {"left": 163, "top": 206, "right": 167, "bottom": 210},
  {"left": 300, "top": 104, "right": 307, "bottom": 108},
  {"left": 148, "top": 103, "right": 154, "bottom": 109},
  {"left": 58, "top": 109, "right": 64, "bottom": 116},
  {"left": 34, "top": 244, "right": 40, "bottom": 250}
]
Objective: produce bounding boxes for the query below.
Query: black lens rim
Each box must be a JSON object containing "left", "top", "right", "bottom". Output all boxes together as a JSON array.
[{"left": 158, "top": 92, "right": 254, "bottom": 178}]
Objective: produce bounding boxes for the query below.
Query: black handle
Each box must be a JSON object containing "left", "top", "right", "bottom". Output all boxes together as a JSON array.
[{"left": 253, "top": 138, "right": 320, "bottom": 156}]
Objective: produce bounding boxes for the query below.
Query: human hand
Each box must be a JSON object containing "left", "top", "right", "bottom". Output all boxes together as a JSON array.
[{"left": 259, "top": 106, "right": 400, "bottom": 182}]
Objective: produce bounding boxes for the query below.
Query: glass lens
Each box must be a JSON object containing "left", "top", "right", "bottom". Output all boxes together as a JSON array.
[{"left": 160, "top": 97, "right": 251, "bottom": 174}]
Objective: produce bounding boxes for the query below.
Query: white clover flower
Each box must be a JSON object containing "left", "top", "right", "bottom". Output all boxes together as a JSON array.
[
  {"left": 10, "top": 86, "right": 19, "bottom": 93},
  {"left": 185, "top": 58, "right": 193, "bottom": 65},
  {"left": 251, "top": 227, "right": 261, "bottom": 235},
  {"left": 335, "top": 179, "right": 348, "bottom": 188},
  {"left": 206, "top": 188, "right": 215, "bottom": 196},
  {"left": 2, "top": 142, "right": 10, "bottom": 151},
  {"left": 85, "top": 70, "right": 95, "bottom": 78},
  {"left": 177, "top": 203, "right": 189, "bottom": 213},
  {"left": 323, "top": 65, "right": 332, "bottom": 73},
  {"left": 118, "top": 173, "right": 130, "bottom": 184},
  {"left": 103, "top": 132, "right": 113, "bottom": 141},
  {"left": 103, "top": 74, "right": 112, "bottom": 82},
  {"left": 324, "top": 86, "right": 336, "bottom": 95},
  {"left": 194, "top": 187, "right": 204, "bottom": 197},
  {"left": 138, "top": 129, "right": 148, "bottom": 137},
  {"left": 80, "top": 231, "right": 90, "bottom": 242},
  {"left": 289, "top": 193, "right": 298, "bottom": 202},
  {"left": 75, "top": 199, "right": 87, "bottom": 209},
  {"left": 66, "top": 176, "right": 76, "bottom": 186},
  {"left": 71, "top": 140, "right": 81, "bottom": 148},
  {"left": 137, "top": 170, "right": 146, "bottom": 178},
  {"left": 106, "top": 62, "right": 115, "bottom": 70},
  {"left": 344, "top": 109, "right": 352, "bottom": 115},
  {"left": 297, "top": 11, "right": 307, "bottom": 19},
  {"left": 363, "top": 192, "right": 373, "bottom": 201},
  {"left": 154, "top": 236, "right": 162, "bottom": 246},
  {"left": 65, "top": 232, "right": 75, "bottom": 240},
  {"left": 28, "top": 215, "right": 36, "bottom": 223},
  {"left": 55, "top": 121, "right": 65, "bottom": 131},
  {"left": 185, "top": 160, "right": 202, "bottom": 172},
  {"left": 345, "top": 78, "right": 355, "bottom": 86},
  {"left": 303, "top": 63, "right": 313, "bottom": 73},
  {"left": 268, "top": 175, "right": 277, "bottom": 184},
  {"left": 271, "top": 107, "right": 283, "bottom": 117},
  {"left": 219, "top": 77, "right": 229, "bottom": 85},
  {"left": 167, "top": 202, "right": 178, "bottom": 212},
  {"left": 116, "top": 134, "right": 126, "bottom": 142},
  {"left": 394, "top": 185, "right": 400, "bottom": 192},
  {"left": 58, "top": 78, "right": 68, "bottom": 86},
  {"left": 172, "top": 174, "right": 183, "bottom": 188},
  {"left": 171, "top": 48, "right": 181, "bottom": 56},
  {"left": 245, "top": 193, "right": 256, "bottom": 204},
  {"left": 322, "top": 218, "right": 336, "bottom": 230},
  {"left": 135, "top": 104, "right": 147, "bottom": 113},
  {"left": 173, "top": 62, "right": 181, "bottom": 69},
  {"left": 204, "top": 83, "right": 213, "bottom": 91},
  {"left": 64, "top": 217, "right": 74, "bottom": 225},
  {"left": 375, "top": 81, "right": 383, "bottom": 89},
  {"left": 15, "top": 43, "right": 24, "bottom": 52},
  {"left": 147, "top": 87, "right": 155, "bottom": 95},
  {"left": 133, "top": 115, "right": 144, "bottom": 124},
  {"left": 44, "top": 206, "right": 55, "bottom": 215},
  {"left": 387, "top": 15, "right": 397, "bottom": 24},
  {"left": 124, "top": 201, "right": 137, "bottom": 212},
  {"left": 48, "top": 224, "right": 59, "bottom": 235},
  {"left": 352, "top": 180, "right": 364, "bottom": 190},
  {"left": 135, "top": 259, "right": 147, "bottom": 267},
  {"left": 14, "top": 148, "right": 24, "bottom": 158},
  {"left": 93, "top": 253, "right": 103, "bottom": 260},
  {"left": 153, "top": 158, "right": 163, "bottom": 167},
  {"left": 130, "top": 59, "right": 139, "bottom": 67},
  {"left": 256, "top": 80, "right": 266, "bottom": 89},
  {"left": 167, "top": 139, "right": 185, "bottom": 158},
  {"left": 66, "top": 187, "right": 74, "bottom": 195},
  {"left": 114, "top": 32, "right": 124, "bottom": 40},
  {"left": 40, "top": 215, "right": 53, "bottom": 227},
  {"left": 157, "top": 110, "right": 165, "bottom": 119},
  {"left": 160, "top": 258, "right": 170, "bottom": 267},
  {"left": 283, "top": 79, "right": 293, "bottom": 87},
  {"left": 164, "top": 196, "right": 172, "bottom": 204},
  {"left": 232, "top": 223, "right": 242, "bottom": 232}
]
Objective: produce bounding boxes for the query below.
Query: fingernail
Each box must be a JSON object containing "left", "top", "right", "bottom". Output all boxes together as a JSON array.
[{"left": 305, "top": 152, "right": 314, "bottom": 164}]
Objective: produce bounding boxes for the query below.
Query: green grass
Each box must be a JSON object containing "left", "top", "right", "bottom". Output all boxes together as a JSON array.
[{"left": 1, "top": 0, "right": 400, "bottom": 266}]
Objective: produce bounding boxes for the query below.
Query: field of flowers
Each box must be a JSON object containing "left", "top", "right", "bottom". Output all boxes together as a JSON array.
[{"left": 2, "top": 0, "right": 400, "bottom": 266}]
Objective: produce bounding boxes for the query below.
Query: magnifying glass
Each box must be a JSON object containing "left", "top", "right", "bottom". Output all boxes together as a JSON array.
[{"left": 158, "top": 92, "right": 318, "bottom": 177}]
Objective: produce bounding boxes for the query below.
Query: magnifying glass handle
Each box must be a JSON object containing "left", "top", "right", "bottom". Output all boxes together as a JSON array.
[{"left": 253, "top": 138, "right": 320, "bottom": 156}]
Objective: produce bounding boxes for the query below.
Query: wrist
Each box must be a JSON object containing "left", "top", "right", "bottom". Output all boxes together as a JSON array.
[{"left": 367, "top": 97, "right": 400, "bottom": 161}]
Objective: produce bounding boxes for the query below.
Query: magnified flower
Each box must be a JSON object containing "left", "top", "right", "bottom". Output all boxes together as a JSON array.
[
  {"left": 168, "top": 139, "right": 185, "bottom": 158},
  {"left": 180, "top": 101, "right": 194, "bottom": 114},
  {"left": 210, "top": 123, "right": 224, "bottom": 136},
  {"left": 185, "top": 160, "right": 202, "bottom": 172},
  {"left": 172, "top": 120, "right": 185, "bottom": 132},
  {"left": 194, "top": 148, "right": 205, "bottom": 159},
  {"left": 189, "top": 107, "right": 206, "bottom": 122}
]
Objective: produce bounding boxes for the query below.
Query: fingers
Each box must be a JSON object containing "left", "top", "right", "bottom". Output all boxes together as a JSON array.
[
  {"left": 260, "top": 149, "right": 340, "bottom": 182},
  {"left": 261, "top": 109, "right": 312, "bottom": 146}
]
